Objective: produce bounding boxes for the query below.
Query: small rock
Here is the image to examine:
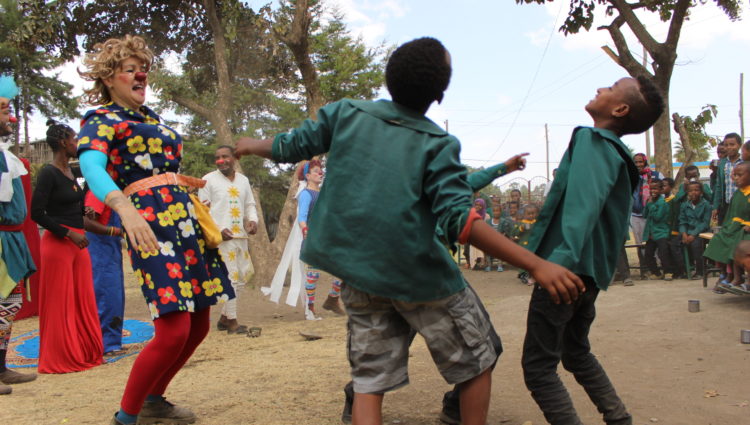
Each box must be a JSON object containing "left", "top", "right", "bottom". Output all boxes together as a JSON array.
[{"left": 650, "top": 418, "right": 659, "bottom": 422}]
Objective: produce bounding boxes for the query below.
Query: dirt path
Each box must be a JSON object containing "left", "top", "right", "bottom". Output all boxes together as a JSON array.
[{"left": 4, "top": 268, "right": 749, "bottom": 425}]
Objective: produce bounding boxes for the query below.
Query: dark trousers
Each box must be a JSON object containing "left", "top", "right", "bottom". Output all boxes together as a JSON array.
[
  {"left": 686, "top": 237, "right": 705, "bottom": 275},
  {"left": 666, "top": 234, "right": 686, "bottom": 277},
  {"left": 614, "top": 247, "right": 630, "bottom": 281},
  {"left": 522, "top": 277, "right": 631, "bottom": 425},
  {"left": 644, "top": 238, "right": 673, "bottom": 275},
  {"left": 717, "top": 202, "right": 729, "bottom": 225}
]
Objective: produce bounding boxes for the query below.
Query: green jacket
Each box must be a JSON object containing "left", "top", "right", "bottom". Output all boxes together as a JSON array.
[
  {"left": 678, "top": 198, "right": 711, "bottom": 236},
  {"left": 713, "top": 157, "right": 742, "bottom": 209},
  {"left": 669, "top": 182, "right": 712, "bottom": 232},
  {"left": 642, "top": 197, "right": 670, "bottom": 241},
  {"left": 272, "top": 99, "right": 474, "bottom": 302},
  {"left": 526, "top": 127, "right": 638, "bottom": 290}
]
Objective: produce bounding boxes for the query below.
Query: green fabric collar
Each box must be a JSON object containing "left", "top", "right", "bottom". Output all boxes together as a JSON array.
[{"left": 350, "top": 99, "right": 448, "bottom": 136}]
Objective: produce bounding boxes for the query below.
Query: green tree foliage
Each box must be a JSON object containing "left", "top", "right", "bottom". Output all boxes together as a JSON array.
[
  {"left": 516, "top": 0, "right": 742, "bottom": 177},
  {"left": 0, "top": 0, "right": 79, "bottom": 152},
  {"left": 673, "top": 104, "right": 718, "bottom": 163}
]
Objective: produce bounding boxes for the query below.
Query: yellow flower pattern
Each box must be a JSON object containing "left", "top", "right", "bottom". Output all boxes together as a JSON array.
[
  {"left": 157, "top": 210, "right": 174, "bottom": 227},
  {"left": 168, "top": 202, "right": 187, "bottom": 221},
  {"left": 76, "top": 103, "right": 233, "bottom": 320},
  {"left": 126, "top": 135, "right": 146, "bottom": 154},
  {"left": 97, "top": 124, "right": 115, "bottom": 141},
  {"left": 178, "top": 281, "right": 193, "bottom": 298},
  {"left": 148, "top": 137, "right": 163, "bottom": 154}
]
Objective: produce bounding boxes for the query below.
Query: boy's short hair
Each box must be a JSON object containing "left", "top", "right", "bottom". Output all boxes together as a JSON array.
[
  {"left": 622, "top": 76, "right": 664, "bottom": 135},
  {"left": 684, "top": 164, "right": 699, "bottom": 175},
  {"left": 724, "top": 132, "right": 742, "bottom": 144},
  {"left": 686, "top": 181, "right": 703, "bottom": 191},
  {"left": 743, "top": 140, "right": 750, "bottom": 151},
  {"left": 662, "top": 177, "right": 675, "bottom": 188},
  {"left": 650, "top": 178, "right": 662, "bottom": 185},
  {"left": 386, "top": 37, "right": 451, "bottom": 112}
]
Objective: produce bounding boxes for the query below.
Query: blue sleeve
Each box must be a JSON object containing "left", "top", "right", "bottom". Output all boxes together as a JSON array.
[
  {"left": 79, "top": 150, "right": 119, "bottom": 201},
  {"left": 297, "top": 191, "right": 312, "bottom": 224}
]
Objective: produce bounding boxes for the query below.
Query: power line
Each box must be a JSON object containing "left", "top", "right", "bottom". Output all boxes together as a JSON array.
[{"left": 482, "top": 2, "right": 565, "bottom": 162}]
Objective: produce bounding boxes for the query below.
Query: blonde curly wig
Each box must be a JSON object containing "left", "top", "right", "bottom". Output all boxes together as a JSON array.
[{"left": 79, "top": 35, "right": 154, "bottom": 106}]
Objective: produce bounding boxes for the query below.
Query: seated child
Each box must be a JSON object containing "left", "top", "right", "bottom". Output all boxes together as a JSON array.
[
  {"left": 662, "top": 177, "right": 686, "bottom": 278},
  {"left": 643, "top": 179, "right": 675, "bottom": 280},
  {"left": 522, "top": 75, "right": 664, "bottom": 425},
  {"left": 235, "top": 37, "right": 583, "bottom": 425},
  {"left": 730, "top": 240, "right": 750, "bottom": 294},
  {"left": 704, "top": 161, "right": 750, "bottom": 293},
  {"left": 679, "top": 181, "right": 712, "bottom": 279},
  {"left": 675, "top": 165, "right": 712, "bottom": 203}
]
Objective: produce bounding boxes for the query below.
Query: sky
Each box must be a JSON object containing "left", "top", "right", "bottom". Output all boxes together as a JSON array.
[
  {"left": 330, "top": 0, "right": 750, "bottom": 188},
  {"left": 26, "top": 0, "right": 750, "bottom": 190}
]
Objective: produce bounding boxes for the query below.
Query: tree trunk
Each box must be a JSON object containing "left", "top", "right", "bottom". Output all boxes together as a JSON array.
[{"left": 652, "top": 93, "right": 672, "bottom": 178}]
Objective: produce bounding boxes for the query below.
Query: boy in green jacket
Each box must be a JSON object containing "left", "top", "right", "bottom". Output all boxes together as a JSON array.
[
  {"left": 643, "top": 179, "right": 674, "bottom": 280},
  {"left": 679, "top": 181, "right": 712, "bottom": 278},
  {"left": 523, "top": 76, "right": 664, "bottom": 425},
  {"left": 235, "top": 37, "right": 583, "bottom": 425}
]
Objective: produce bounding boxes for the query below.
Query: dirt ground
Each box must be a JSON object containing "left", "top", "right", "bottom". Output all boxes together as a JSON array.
[{"left": 3, "top": 266, "right": 750, "bottom": 425}]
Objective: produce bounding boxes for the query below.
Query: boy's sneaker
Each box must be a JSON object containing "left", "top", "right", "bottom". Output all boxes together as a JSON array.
[
  {"left": 496, "top": 265, "right": 504, "bottom": 272},
  {"left": 439, "top": 390, "right": 460, "bottom": 425},
  {"left": 342, "top": 383, "right": 353, "bottom": 424},
  {"left": 138, "top": 397, "right": 196, "bottom": 424},
  {"left": 484, "top": 266, "right": 491, "bottom": 272},
  {"left": 646, "top": 272, "right": 662, "bottom": 280},
  {"left": 664, "top": 273, "right": 673, "bottom": 281}
]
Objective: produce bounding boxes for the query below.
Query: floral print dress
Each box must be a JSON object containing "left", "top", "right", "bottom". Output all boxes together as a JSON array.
[{"left": 77, "top": 102, "right": 234, "bottom": 319}]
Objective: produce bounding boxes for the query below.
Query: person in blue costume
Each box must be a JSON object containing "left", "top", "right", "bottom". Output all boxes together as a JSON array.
[
  {"left": 0, "top": 75, "right": 37, "bottom": 395},
  {"left": 76, "top": 35, "right": 234, "bottom": 425},
  {"left": 84, "top": 190, "right": 125, "bottom": 355}
]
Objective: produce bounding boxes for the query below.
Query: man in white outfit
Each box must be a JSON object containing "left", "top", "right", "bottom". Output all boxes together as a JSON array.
[{"left": 199, "top": 145, "right": 258, "bottom": 334}]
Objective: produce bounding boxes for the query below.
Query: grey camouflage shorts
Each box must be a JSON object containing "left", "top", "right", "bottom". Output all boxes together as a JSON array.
[{"left": 342, "top": 284, "right": 500, "bottom": 394}]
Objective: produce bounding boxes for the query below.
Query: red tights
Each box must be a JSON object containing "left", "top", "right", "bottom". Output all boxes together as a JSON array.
[{"left": 120, "top": 308, "right": 210, "bottom": 414}]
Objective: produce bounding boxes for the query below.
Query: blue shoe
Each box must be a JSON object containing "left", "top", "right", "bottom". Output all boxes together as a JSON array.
[
  {"left": 497, "top": 266, "right": 504, "bottom": 272},
  {"left": 484, "top": 267, "right": 491, "bottom": 272}
]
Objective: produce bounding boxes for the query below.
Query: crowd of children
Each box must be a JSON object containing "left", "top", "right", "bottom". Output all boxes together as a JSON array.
[
  {"left": 475, "top": 194, "right": 542, "bottom": 284},
  {"left": 629, "top": 133, "right": 750, "bottom": 295}
]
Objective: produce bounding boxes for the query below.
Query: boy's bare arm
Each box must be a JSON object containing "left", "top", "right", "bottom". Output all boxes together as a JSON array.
[
  {"left": 235, "top": 137, "right": 274, "bottom": 159},
  {"left": 469, "top": 220, "right": 585, "bottom": 304}
]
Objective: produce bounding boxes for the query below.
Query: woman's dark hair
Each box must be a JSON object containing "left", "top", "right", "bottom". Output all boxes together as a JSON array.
[
  {"left": 385, "top": 37, "right": 451, "bottom": 112},
  {"left": 45, "top": 119, "right": 75, "bottom": 152}
]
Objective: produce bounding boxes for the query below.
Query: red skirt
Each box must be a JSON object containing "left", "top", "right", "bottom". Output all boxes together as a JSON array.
[{"left": 38, "top": 228, "right": 103, "bottom": 373}]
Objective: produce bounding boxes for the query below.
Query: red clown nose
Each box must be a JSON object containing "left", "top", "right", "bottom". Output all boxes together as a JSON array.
[
  {"left": 215, "top": 159, "right": 225, "bottom": 165},
  {"left": 135, "top": 72, "right": 147, "bottom": 82},
  {"left": 8, "top": 115, "right": 17, "bottom": 123}
]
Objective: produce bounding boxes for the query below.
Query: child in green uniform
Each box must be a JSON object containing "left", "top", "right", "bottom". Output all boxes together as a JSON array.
[
  {"left": 662, "top": 178, "right": 686, "bottom": 278},
  {"left": 679, "top": 181, "right": 712, "bottom": 278},
  {"left": 513, "top": 205, "right": 539, "bottom": 284},
  {"left": 522, "top": 76, "right": 664, "bottom": 425},
  {"left": 704, "top": 161, "right": 750, "bottom": 293},
  {"left": 643, "top": 179, "right": 674, "bottom": 280},
  {"left": 235, "top": 37, "right": 584, "bottom": 425},
  {"left": 485, "top": 206, "right": 505, "bottom": 272}
]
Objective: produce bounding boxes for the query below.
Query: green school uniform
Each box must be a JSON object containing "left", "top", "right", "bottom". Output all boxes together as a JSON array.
[
  {"left": 703, "top": 185, "right": 750, "bottom": 263},
  {"left": 513, "top": 219, "right": 536, "bottom": 248},
  {"left": 272, "top": 99, "right": 474, "bottom": 302},
  {"left": 669, "top": 183, "right": 712, "bottom": 234},
  {"left": 526, "top": 127, "right": 638, "bottom": 290},
  {"left": 642, "top": 197, "right": 670, "bottom": 241},
  {"left": 712, "top": 157, "right": 742, "bottom": 210},
  {"left": 678, "top": 198, "right": 711, "bottom": 236}
]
